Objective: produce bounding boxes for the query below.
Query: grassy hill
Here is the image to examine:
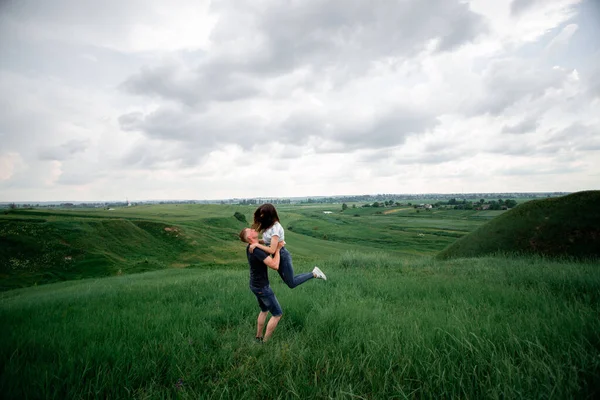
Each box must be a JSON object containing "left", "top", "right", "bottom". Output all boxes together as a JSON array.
[
  {"left": 0, "top": 204, "right": 495, "bottom": 291},
  {"left": 0, "top": 205, "right": 384, "bottom": 291},
  {"left": 1, "top": 253, "right": 599, "bottom": 398},
  {"left": 2, "top": 199, "right": 600, "bottom": 397},
  {"left": 437, "top": 191, "right": 600, "bottom": 260}
]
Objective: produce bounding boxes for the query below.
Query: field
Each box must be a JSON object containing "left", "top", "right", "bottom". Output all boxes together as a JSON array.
[
  {"left": 1, "top": 202, "right": 599, "bottom": 398},
  {"left": 0, "top": 204, "right": 503, "bottom": 291}
]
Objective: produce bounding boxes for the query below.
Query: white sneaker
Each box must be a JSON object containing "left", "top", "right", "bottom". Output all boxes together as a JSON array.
[{"left": 312, "top": 266, "right": 327, "bottom": 280}]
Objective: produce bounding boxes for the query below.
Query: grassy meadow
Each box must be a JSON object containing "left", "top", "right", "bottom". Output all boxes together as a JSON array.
[
  {"left": 1, "top": 203, "right": 499, "bottom": 291},
  {"left": 1, "top": 200, "right": 600, "bottom": 398}
]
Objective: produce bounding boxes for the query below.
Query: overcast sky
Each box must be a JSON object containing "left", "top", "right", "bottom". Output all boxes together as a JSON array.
[{"left": 1, "top": 0, "right": 599, "bottom": 201}]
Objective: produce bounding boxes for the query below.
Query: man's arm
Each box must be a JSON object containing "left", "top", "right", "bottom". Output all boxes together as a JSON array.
[{"left": 262, "top": 249, "right": 280, "bottom": 270}]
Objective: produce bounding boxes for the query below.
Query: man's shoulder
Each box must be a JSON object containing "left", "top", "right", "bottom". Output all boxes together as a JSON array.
[
  {"left": 252, "top": 246, "right": 268, "bottom": 259},
  {"left": 247, "top": 244, "right": 267, "bottom": 259}
]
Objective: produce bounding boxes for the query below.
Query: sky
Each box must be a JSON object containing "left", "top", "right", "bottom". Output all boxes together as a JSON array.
[{"left": 0, "top": 0, "right": 599, "bottom": 202}]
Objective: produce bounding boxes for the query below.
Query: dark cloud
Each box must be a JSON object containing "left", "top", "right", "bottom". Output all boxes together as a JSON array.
[
  {"left": 119, "top": 108, "right": 212, "bottom": 143},
  {"left": 335, "top": 112, "right": 438, "bottom": 150},
  {"left": 117, "top": 106, "right": 267, "bottom": 167},
  {"left": 510, "top": 0, "right": 537, "bottom": 16},
  {"left": 121, "top": 63, "right": 261, "bottom": 107},
  {"left": 232, "top": 0, "right": 487, "bottom": 68},
  {"left": 502, "top": 117, "right": 539, "bottom": 134},
  {"left": 117, "top": 103, "right": 437, "bottom": 163},
  {"left": 122, "top": 0, "right": 487, "bottom": 106},
  {"left": 280, "top": 108, "right": 438, "bottom": 151}
]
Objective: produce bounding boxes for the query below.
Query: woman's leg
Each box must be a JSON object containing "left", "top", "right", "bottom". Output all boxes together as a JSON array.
[{"left": 278, "top": 247, "right": 313, "bottom": 289}]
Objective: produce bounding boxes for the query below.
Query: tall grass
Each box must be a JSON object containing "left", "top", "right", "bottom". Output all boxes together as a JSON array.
[{"left": 2, "top": 253, "right": 599, "bottom": 398}]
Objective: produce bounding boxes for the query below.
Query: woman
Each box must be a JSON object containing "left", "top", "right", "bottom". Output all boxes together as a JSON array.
[{"left": 250, "top": 203, "right": 327, "bottom": 288}]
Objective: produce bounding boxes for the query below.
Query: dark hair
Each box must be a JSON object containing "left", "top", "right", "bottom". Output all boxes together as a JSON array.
[
  {"left": 239, "top": 228, "right": 249, "bottom": 242},
  {"left": 252, "top": 203, "right": 280, "bottom": 233}
]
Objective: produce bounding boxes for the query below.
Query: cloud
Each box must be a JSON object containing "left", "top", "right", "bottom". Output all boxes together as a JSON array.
[
  {"left": 511, "top": 0, "right": 537, "bottom": 16},
  {"left": 500, "top": 164, "right": 583, "bottom": 176},
  {"left": 38, "top": 139, "right": 90, "bottom": 161},
  {"left": 471, "top": 58, "right": 571, "bottom": 115},
  {"left": 0, "top": 152, "right": 25, "bottom": 181},
  {"left": 1, "top": 0, "right": 598, "bottom": 201},
  {"left": 502, "top": 117, "right": 539, "bottom": 134},
  {"left": 545, "top": 23, "right": 579, "bottom": 53},
  {"left": 121, "top": 0, "right": 487, "bottom": 107},
  {"left": 118, "top": 106, "right": 264, "bottom": 151},
  {"left": 280, "top": 108, "right": 438, "bottom": 151},
  {"left": 548, "top": 123, "right": 600, "bottom": 151},
  {"left": 0, "top": 0, "right": 216, "bottom": 53},
  {"left": 121, "top": 61, "right": 261, "bottom": 107}
]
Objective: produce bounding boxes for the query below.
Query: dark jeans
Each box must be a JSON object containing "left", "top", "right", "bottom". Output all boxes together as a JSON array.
[
  {"left": 250, "top": 285, "right": 283, "bottom": 316},
  {"left": 278, "top": 247, "right": 313, "bottom": 289}
]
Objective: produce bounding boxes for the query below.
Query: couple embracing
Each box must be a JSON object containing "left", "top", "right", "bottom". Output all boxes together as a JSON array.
[{"left": 239, "top": 203, "right": 327, "bottom": 343}]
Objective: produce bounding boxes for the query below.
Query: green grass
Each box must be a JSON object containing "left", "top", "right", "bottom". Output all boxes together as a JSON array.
[
  {"left": 1, "top": 253, "right": 599, "bottom": 398},
  {"left": 0, "top": 204, "right": 493, "bottom": 291},
  {"left": 2, "top": 194, "right": 600, "bottom": 398},
  {"left": 438, "top": 191, "right": 600, "bottom": 260}
]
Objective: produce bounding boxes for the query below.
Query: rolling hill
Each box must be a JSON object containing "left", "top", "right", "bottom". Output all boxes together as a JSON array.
[{"left": 437, "top": 190, "right": 600, "bottom": 260}]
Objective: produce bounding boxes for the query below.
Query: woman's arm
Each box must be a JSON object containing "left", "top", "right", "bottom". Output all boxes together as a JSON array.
[{"left": 251, "top": 235, "right": 280, "bottom": 254}]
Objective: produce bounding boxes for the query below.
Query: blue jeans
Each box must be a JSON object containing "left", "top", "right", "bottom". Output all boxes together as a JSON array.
[
  {"left": 250, "top": 285, "right": 283, "bottom": 316},
  {"left": 278, "top": 247, "right": 313, "bottom": 289}
]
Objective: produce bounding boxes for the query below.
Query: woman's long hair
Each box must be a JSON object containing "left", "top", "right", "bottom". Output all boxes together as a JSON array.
[{"left": 252, "top": 203, "right": 280, "bottom": 233}]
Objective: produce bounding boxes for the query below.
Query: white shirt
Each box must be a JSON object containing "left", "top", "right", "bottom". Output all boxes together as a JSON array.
[{"left": 262, "top": 221, "right": 284, "bottom": 245}]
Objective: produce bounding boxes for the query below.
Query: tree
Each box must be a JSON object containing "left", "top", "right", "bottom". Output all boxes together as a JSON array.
[
  {"left": 9, "top": 203, "right": 16, "bottom": 209},
  {"left": 342, "top": 203, "right": 348, "bottom": 211},
  {"left": 505, "top": 199, "right": 518, "bottom": 208},
  {"left": 372, "top": 202, "right": 380, "bottom": 208},
  {"left": 489, "top": 201, "right": 501, "bottom": 210},
  {"left": 233, "top": 211, "right": 247, "bottom": 223}
]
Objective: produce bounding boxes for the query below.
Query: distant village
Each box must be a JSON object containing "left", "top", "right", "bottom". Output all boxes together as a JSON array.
[{"left": 1, "top": 192, "right": 569, "bottom": 209}]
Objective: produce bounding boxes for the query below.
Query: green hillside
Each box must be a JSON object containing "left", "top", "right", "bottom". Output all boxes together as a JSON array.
[
  {"left": 2, "top": 200, "right": 599, "bottom": 397},
  {"left": 0, "top": 216, "right": 195, "bottom": 290},
  {"left": 437, "top": 190, "right": 600, "bottom": 260},
  {"left": 0, "top": 206, "right": 368, "bottom": 291}
]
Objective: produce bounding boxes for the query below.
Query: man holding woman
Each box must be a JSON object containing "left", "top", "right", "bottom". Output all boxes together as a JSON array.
[{"left": 239, "top": 203, "right": 327, "bottom": 342}]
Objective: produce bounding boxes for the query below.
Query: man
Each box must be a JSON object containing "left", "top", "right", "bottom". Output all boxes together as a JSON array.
[{"left": 239, "top": 227, "right": 285, "bottom": 343}]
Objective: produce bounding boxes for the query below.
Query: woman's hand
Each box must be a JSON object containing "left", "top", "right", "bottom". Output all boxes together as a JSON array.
[
  {"left": 249, "top": 243, "right": 257, "bottom": 252},
  {"left": 277, "top": 241, "right": 286, "bottom": 250}
]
